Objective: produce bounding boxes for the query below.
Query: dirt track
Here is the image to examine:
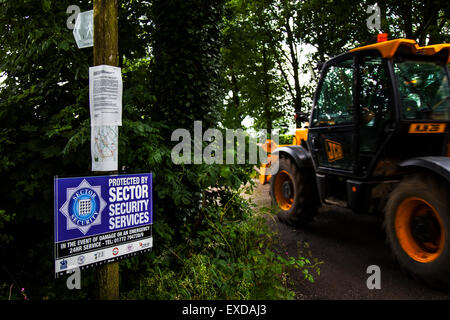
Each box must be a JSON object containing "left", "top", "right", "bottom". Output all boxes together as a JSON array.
[{"left": 247, "top": 180, "right": 450, "bottom": 300}]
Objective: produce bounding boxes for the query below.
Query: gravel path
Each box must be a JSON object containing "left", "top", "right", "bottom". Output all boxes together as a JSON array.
[{"left": 245, "top": 180, "right": 450, "bottom": 300}]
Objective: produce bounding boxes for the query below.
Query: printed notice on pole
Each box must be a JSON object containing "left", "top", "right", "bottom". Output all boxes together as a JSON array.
[
  {"left": 91, "top": 125, "right": 118, "bottom": 171},
  {"left": 89, "top": 65, "right": 122, "bottom": 126}
]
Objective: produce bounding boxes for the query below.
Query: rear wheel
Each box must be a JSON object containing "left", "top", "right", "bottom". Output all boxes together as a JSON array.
[
  {"left": 385, "top": 174, "right": 450, "bottom": 288},
  {"left": 270, "top": 155, "right": 318, "bottom": 227}
]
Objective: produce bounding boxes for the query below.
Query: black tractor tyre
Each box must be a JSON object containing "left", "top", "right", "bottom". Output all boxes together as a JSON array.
[
  {"left": 270, "top": 154, "right": 319, "bottom": 227},
  {"left": 384, "top": 173, "right": 450, "bottom": 288}
]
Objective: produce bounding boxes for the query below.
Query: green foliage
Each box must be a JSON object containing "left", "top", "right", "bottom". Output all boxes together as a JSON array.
[
  {"left": 0, "top": 0, "right": 209, "bottom": 299},
  {"left": 0, "top": 0, "right": 93, "bottom": 299},
  {"left": 298, "top": 0, "right": 449, "bottom": 64},
  {"left": 0, "top": 210, "right": 15, "bottom": 245},
  {"left": 1, "top": 0, "right": 313, "bottom": 301},
  {"left": 279, "top": 134, "right": 294, "bottom": 145},
  {"left": 221, "top": 0, "right": 449, "bottom": 134},
  {"left": 221, "top": 0, "right": 287, "bottom": 131},
  {"left": 122, "top": 201, "right": 321, "bottom": 300}
]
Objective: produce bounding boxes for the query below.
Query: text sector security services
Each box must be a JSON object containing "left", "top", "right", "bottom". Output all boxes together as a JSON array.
[{"left": 108, "top": 177, "right": 150, "bottom": 230}]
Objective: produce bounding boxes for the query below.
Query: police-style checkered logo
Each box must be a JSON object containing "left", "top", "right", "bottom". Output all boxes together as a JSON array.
[
  {"left": 59, "top": 179, "right": 106, "bottom": 234},
  {"left": 78, "top": 199, "right": 92, "bottom": 217}
]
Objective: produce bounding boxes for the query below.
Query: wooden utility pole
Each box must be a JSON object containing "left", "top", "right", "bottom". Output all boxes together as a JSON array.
[
  {"left": 93, "top": 0, "right": 119, "bottom": 300},
  {"left": 94, "top": 0, "right": 118, "bottom": 66}
]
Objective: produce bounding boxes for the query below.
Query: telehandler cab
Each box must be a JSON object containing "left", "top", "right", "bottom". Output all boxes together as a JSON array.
[{"left": 268, "top": 39, "right": 450, "bottom": 288}]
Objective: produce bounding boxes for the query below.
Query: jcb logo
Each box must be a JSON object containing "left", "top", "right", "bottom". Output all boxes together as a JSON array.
[
  {"left": 325, "top": 139, "right": 344, "bottom": 162},
  {"left": 409, "top": 123, "right": 446, "bottom": 134}
]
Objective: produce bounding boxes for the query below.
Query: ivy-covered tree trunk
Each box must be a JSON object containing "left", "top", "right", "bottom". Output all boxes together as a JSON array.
[
  {"left": 150, "top": 0, "right": 225, "bottom": 227},
  {"left": 151, "top": 0, "right": 225, "bottom": 130}
]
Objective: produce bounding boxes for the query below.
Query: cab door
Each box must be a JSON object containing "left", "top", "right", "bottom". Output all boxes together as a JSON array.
[{"left": 308, "top": 54, "right": 357, "bottom": 174}]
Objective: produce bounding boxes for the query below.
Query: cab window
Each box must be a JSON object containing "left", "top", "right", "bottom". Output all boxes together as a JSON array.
[
  {"left": 359, "top": 55, "right": 391, "bottom": 153},
  {"left": 394, "top": 59, "right": 450, "bottom": 121},
  {"left": 312, "top": 59, "right": 354, "bottom": 127}
]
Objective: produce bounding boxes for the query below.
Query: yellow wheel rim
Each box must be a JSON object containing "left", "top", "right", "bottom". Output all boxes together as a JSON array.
[
  {"left": 395, "top": 197, "right": 445, "bottom": 263},
  {"left": 274, "top": 170, "right": 294, "bottom": 211}
]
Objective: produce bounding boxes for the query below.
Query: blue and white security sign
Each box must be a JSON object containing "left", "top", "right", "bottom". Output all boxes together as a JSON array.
[{"left": 54, "top": 173, "right": 152, "bottom": 276}]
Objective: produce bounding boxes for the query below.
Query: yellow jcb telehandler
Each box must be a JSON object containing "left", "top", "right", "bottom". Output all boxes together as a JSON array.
[{"left": 263, "top": 39, "right": 450, "bottom": 288}]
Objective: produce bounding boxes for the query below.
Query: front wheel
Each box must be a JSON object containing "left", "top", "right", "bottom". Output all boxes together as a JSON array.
[
  {"left": 270, "top": 155, "right": 318, "bottom": 227},
  {"left": 385, "top": 173, "right": 450, "bottom": 288}
]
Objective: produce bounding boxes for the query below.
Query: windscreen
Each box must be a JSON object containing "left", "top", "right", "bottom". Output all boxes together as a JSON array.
[{"left": 394, "top": 60, "right": 450, "bottom": 121}]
